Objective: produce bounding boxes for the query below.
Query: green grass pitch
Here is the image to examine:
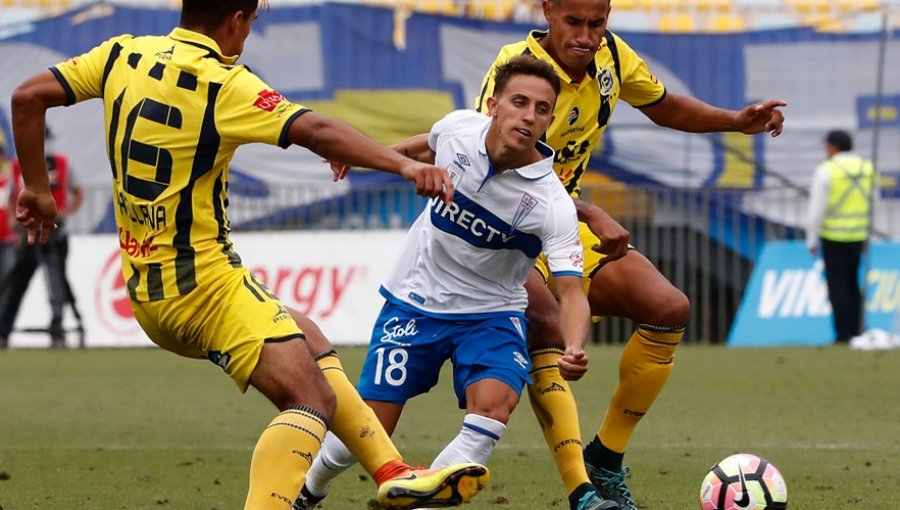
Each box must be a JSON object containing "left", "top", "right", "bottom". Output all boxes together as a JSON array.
[{"left": 1, "top": 344, "right": 898, "bottom": 509}]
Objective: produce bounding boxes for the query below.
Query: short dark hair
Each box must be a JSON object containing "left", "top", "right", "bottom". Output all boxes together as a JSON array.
[
  {"left": 180, "top": 0, "right": 264, "bottom": 31},
  {"left": 493, "top": 55, "right": 561, "bottom": 100},
  {"left": 825, "top": 130, "right": 853, "bottom": 152}
]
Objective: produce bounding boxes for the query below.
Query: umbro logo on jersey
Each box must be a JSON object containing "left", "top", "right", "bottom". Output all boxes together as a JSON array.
[
  {"left": 456, "top": 153, "right": 471, "bottom": 167},
  {"left": 567, "top": 106, "right": 580, "bottom": 126},
  {"left": 254, "top": 89, "right": 285, "bottom": 112}
]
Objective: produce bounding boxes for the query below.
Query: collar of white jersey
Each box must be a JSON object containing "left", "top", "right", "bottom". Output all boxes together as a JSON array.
[
  {"left": 168, "top": 27, "right": 240, "bottom": 65},
  {"left": 476, "top": 121, "right": 555, "bottom": 180}
]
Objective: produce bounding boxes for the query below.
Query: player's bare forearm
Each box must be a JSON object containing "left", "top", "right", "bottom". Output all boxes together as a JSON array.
[
  {"left": 11, "top": 70, "right": 68, "bottom": 193},
  {"left": 642, "top": 94, "right": 737, "bottom": 133},
  {"left": 291, "top": 113, "right": 453, "bottom": 202},
  {"left": 555, "top": 276, "right": 591, "bottom": 381},
  {"left": 290, "top": 112, "right": 411, "bottom": 174},
  {"left": 557, "top": 282, "right": 590, "bottom": 352},
  {"left": 643, "top": 93, "right": 786, "bottom": 137},
  {"left": 391, "top": 134, "right": 435, "bottom": 165},
  {"left": 574, "top": 198, "right": 629, "bottom": 261}
]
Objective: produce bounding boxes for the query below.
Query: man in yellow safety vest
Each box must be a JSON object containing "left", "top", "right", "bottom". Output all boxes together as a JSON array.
[{"left": 806, "top": 130, "right": 878, "bottom": 343}]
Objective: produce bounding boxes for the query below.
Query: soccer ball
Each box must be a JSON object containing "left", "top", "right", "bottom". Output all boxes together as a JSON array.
[{"left": 699, "top": 453, "right": 788, "bottom": 510}]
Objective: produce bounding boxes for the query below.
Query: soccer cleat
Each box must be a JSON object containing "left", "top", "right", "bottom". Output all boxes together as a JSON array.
[
  {"left": 574, "top": 488, "right": 620, "bottom": 510},
  {"left": 584, "top": 460, "right": 637, "bottom": 510},
  {"left": 378, "top": 462, "right": 490, "bottom": 509},
  {"left": 292, "top": 484, "right": 324, "bottom": 509}
]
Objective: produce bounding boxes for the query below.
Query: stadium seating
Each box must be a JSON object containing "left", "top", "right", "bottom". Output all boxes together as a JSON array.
[{"left": 2, "top": 0, "right": 899, "bottom": 32}]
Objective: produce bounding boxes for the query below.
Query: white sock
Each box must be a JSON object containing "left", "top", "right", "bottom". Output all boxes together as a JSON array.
[
  {"left": 431, "top": 413, "right": 506, "bottom": 468},
  {"left": 304, "top": 431, "right": 357, "bottom": 497}
]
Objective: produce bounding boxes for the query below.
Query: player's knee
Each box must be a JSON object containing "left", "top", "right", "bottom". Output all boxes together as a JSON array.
[
  {"left": 468, "top": 406, "right": 513, "bottom": 425},
  {"left": 286, "top": 381, "right": 337, "bottom": 420},
  {"left": 656, "top": 288, "right": 690, "bottom": 327},
  {"left": 630, "top": 285, "right": 691, "bottom": 327},
  {"left": 268, "top": 373, "right": 337, "bottom": 419}
]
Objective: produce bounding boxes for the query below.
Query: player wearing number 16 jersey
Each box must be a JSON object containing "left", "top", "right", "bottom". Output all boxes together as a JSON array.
[{"left": 11, "top": 1, "right": 487, "bottom": 509}]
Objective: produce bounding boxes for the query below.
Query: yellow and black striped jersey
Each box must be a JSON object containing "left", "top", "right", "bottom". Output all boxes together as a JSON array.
[
  {"left": 52, "top": 28, "right": 308, "bottom": 302},
  {"left": 476, "top": 30, "right": 666, "bottom": 197}
]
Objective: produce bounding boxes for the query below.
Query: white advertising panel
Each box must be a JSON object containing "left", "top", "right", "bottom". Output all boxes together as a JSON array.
[{"left": 8, "top": 231, "right": 406, "bottom": 348}]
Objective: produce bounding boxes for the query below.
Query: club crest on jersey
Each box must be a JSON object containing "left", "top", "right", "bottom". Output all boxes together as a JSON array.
[
  {"left": 510, "top": 193, "right": 538, "bottom": 235},
  {"left": 597, "top": 66, "right": 614, "bottom": 97},
  {"left": 567, "top": 106, "right": 580, "bottom": 126},
  {"left": 254, "top": 89, "right": 285, "bottom": 112}
]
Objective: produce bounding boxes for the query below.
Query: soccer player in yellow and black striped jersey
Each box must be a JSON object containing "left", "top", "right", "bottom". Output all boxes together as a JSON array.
[
  {"left": 476, "top": 1, "right": 787, "bottom": 509},
  {"left": 11, "top": 1, "right": 488, "bottom": 509}
]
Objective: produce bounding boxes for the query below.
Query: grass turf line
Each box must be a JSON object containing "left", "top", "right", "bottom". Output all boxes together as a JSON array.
[{"left": 0, "top": 345, "right": 898, "bottom": 509}]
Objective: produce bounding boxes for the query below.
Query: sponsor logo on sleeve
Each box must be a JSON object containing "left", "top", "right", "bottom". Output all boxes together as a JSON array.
[{"left": 254, "top": 89, "right": 285, "bottom": 112}]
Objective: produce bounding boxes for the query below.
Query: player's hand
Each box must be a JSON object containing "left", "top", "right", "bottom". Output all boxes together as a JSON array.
[
  {"left": 16, "top": 188, "right": 57, "bottom": 245},
  {"left": 584, "top": 207, "right": 629, "bottom": 262},
  {"left": 736, "top": 99, "right": 787, "bottom": 137},
  {"left": 558, "top": 347, "right": 589, "bottom": 381},
  {"left": 400, "top": 162, "right": 454, "bottom": 204},
  {"left": 326, "top": 159, "right": 351, "bottom": 182}
]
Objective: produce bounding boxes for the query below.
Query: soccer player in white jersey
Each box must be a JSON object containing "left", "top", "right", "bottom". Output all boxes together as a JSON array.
[{"left": 294, "top": 56, "right": 618, "bottom": 510}]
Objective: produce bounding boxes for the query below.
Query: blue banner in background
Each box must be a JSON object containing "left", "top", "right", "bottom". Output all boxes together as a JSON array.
[
  {"left": 1, "top": 3, "right": 898, "bottom": 234},
  {"left": 728, "top": 241, "right": 900, "bottom": 347}
]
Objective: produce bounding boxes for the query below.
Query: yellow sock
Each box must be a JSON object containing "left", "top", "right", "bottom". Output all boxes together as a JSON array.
[
  {"left": 317, "top": 351, "right": 404, "bottom": 475},
  {"left": 598, "top": 324, "right": 683, "bottom": 453},
  {"left": 245, "top": 407, "right": 327, "bottom": 510},
  {"left": 528, "top": 345, "right": 591, "bottom": 494}
]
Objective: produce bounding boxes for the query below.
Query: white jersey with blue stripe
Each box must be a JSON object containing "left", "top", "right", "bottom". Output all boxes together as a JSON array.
[{"left": 381, "top": 110, "right": 583, "bottom": 319}]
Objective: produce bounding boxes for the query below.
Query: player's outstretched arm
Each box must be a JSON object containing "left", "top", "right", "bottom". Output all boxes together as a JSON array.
[
  {"left": 11, "top": 70, "right": 68, "bottom": 244},
  {"left": 328, "top": 134, "right": 435, "bottom": 182},
  {"left": 390, "top": 134, "right": 435, "bottom": 165},
  {"left": 289, "top": 112, "right": 453, "bottom": 203},
  {"left": 574, "top": 198, "right": 630, "bottom": 262},
  {"left": 554, "top": 275, "right": 592, "bottom": 382},
  {"left": 641, "top": 93, "right": 786, "bottom": 137}
]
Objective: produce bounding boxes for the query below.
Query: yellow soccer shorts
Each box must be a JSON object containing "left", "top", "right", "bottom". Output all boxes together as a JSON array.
[
  {"left": 131, "top": 266, "right": 303, "bottom": 392},
  {"left": 536, "top": 222, "right": 633, "bottom": 321},
  {"left": 537, "top": 221, "right": 606, "bottom": 296}
]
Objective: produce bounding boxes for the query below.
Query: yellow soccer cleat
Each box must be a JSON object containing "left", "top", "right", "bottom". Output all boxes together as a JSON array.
[{"left": 377, "top": 462, "right": 490, "bottom": 509}]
